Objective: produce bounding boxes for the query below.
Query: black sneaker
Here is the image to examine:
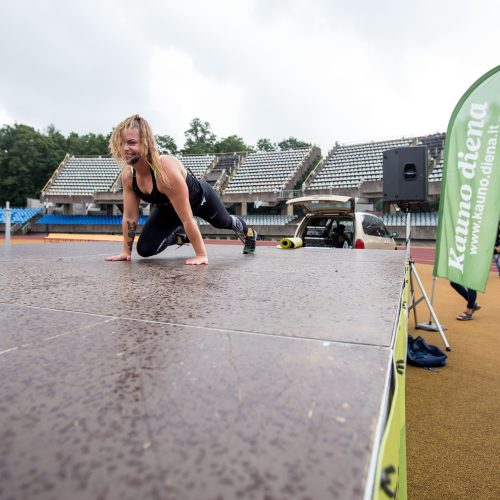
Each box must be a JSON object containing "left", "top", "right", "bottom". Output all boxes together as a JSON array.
[
  {"left": 175, "top": 232, "right": 190, "bottom": 247},
  {"left": 243, "top": 228, "right": 257, "bottom": 254}
]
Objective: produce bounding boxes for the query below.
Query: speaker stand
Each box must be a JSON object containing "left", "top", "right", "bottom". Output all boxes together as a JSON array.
[{"left": 403, "top": 210, "right": 451, "bottom": 351}]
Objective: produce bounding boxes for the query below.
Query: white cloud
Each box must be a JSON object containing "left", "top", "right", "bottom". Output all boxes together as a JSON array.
[
  {"left": 0, "top": 108, "right": 14, "bottom": 127},
  {"left": 1, "top": 0, "right": 500, "bottom": 153},
  {"left": 147, "top": 46, "right": 246, "bottom": 147}
]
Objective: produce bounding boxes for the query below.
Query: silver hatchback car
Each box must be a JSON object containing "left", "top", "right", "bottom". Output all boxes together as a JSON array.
[{"left": 287, "top": 195, "right": 398, "bottom": 249}]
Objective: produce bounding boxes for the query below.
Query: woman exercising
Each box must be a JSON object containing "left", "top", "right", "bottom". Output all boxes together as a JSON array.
[{"left": 105, "top": 114, "right": 256, "bottom": 265}]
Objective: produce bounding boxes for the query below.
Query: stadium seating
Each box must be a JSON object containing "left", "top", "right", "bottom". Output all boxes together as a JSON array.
[
  {"left": 35, "top": 214, "right": 296, "bottom": 227},
  {"left": 44, "top": 156, "right": 121, "bottom": 196},
  {"left": 308, "top": 133, "right": 445, "bottom": 191},
  {"left": 0, "top": 208, "right": 43, "bottom": 224},
  {"left": 31, "top": 134, "right": 446, "bottom": 241},
  {"left": 215, "top": 154, "right": 241, "bottom": 174},
  {"left": 34, "top": 212, "right": 440, "bottom": 230},
  {"left": 177, "top": 154, "right": 215, "bottom": 178},
  {"left": 224, "top": 149, "right": 311, "bottom": 193},
  {"left": 419, "top": 133, "right": 445, "bottom": 183},
  {"left": 308, "top": 139, "right": 414, "bottom": 190},
  {"left": 382, "top": 212, "right": 439, "bottom": 227},
  {"left": 197, "top": 214, "right": 297, "bottom": 226},
  {"left": 36, "top": 215, "right": 148, "bottom": 225},
  {"left": 43, "top": 155, "right": 217, "bottom": 199},
  {"left": 418, "top": 133, "right": 445, "bottom": 161},
  {"left": 35, "top": 212, "right": 439, "bottom": 228}
]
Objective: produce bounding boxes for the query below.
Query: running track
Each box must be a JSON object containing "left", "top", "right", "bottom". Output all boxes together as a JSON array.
[
  {"left": 409, "top": 246, "right": 498, "bottom": 272},
  {"left": 409, "top": 247, "right": 436, "bottom": 265}
]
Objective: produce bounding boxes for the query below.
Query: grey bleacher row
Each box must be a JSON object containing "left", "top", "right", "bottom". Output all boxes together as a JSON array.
[
  {"left": 308, "top": 134, "right": 445, "bottom": 190},
  {"left": 177, "top": 154, "right": 215, "bottom": 178},
  {"left": 224, "top": 149, "right": 310, "bottom": 194},
  {"left": 44, "top": 156, "right": 121, "bottom": 196},
  {"left": 428, "top": 160, "right": 444, "bottom": 182},
  {"left": 382, "top": 212, "right": 439, "bottom": 227},
  {"left": 309, "top": 139, "right": 413, "bottom": 190}
]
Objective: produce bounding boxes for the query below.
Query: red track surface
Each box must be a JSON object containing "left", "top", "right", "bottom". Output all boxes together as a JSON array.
[
  {"left": 409, "top": 246, "right": 498, "bottom": 272},
  {"left": 409, "top": 246, "right": 436, "bottom": 265}
]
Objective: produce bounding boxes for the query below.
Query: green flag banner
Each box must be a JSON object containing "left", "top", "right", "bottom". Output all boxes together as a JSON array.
[{"left": 434, "top": 66, "right": 500, "bottom": 293}]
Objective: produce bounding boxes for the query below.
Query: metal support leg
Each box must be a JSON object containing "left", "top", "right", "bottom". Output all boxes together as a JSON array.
[
  {"left": 409, "top": 265, "right": 419, "bottom": 327},
  {"left": 409, "top": 260, "right": 451, "bottom": 351},
  {"left": 415, "top": 276, "right": 447, "bottom": 332}
]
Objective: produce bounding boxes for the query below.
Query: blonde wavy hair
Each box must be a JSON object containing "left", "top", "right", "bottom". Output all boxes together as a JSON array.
[{"left": 109, "top": 114, "right": 169, "bottom": 187}]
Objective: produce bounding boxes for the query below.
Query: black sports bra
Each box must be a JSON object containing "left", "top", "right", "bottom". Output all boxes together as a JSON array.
[
  {"left": 131, "top": 167, "right": 203, "bottom": 207},
  {"left": 131, "top": 167, "right": 170, "bottom": 205}
]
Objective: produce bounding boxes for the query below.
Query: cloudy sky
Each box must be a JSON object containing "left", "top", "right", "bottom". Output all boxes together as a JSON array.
[{"left": 1, "top": 0, "right": 499, "bottom": 153}]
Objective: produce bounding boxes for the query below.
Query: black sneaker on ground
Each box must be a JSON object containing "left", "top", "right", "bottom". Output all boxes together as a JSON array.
[
  {"left": 243, "top": 228, "right": 257, "bottom": 254},
  {"left": 175, "top": 232, "right": 190, "bottom": 246}
]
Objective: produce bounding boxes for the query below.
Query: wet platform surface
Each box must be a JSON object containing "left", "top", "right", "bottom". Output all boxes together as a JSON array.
[{"left": 0, "top": 243, "right": 406, "bottom": 500}]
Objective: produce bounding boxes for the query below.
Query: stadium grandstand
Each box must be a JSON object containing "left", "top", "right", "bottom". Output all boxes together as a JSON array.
[
  {"left": 307, "top": 138, "right": 414, "bottom": 190},
  {"left": 2, "top": 133, "right": 446, "bottom": 241},
  {"left": 43, "top": 154, "right": 121, "bottom": 201},
  {"left": 305, "top": 133, "right": 444, "bottom": 195}
]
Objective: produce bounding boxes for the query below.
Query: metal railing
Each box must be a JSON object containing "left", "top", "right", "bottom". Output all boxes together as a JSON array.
[
  {"left": 213, "top": 171, "right": 228, "bottom": 193},
  {"left": 276, "top": 189, "right": 304, "bottom": 200}
]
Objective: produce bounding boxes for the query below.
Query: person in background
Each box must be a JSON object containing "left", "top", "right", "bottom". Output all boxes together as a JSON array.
[
  {"left": 105, "top": 114, "right": 257, "bottom": 265},
  {"left": 450, "top": 282, "right": 480, "bottom": 321},
  {"left": 493, "top": 221, "right": 500, "bottom": 276},
  {"left": 331, "top": 223, "right": 351, "bottom": 248}
]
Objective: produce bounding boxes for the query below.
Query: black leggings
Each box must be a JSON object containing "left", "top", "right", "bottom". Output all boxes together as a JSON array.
[
  {"left": 136, "top": 181, "right": 248, "bottom": 257},
  {"left": 449, "top": 281, "right": 477, "bottom": 309}
]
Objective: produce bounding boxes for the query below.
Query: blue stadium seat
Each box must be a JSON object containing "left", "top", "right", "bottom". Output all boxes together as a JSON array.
[
  {"left": 0, "top": 208, "right": 43, "bottom": 224},
  {"left": 36, "top": 215, "right": 150, "bottom": 225}
]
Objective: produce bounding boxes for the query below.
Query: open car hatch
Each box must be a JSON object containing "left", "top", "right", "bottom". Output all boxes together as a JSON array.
[{"left": 286, "top": 195, "right": 355, "bottom": 215}]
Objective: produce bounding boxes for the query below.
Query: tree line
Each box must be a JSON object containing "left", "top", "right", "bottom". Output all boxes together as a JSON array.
[{"left": 0, "top": 118, "right": 312, "bottom": 206}]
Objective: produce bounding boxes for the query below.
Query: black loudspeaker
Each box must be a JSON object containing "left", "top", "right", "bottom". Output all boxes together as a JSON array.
[{"left": 383, "top": 146, "right": 428, "bottom": 202}]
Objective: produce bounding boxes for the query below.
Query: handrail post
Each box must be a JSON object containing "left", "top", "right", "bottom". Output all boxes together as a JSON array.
[{"left": 5, "top": 201, "right": 11, "bottom": 245}]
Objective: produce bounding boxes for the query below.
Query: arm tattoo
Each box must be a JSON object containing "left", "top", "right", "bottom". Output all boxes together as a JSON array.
[{"left": 127, "top": 221, "right": 137, "bottom": 251}]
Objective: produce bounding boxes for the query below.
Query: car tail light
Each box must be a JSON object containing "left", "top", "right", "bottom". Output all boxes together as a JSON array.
[{"left": 354, "top": 239, "right": 365, "bottom": 249}]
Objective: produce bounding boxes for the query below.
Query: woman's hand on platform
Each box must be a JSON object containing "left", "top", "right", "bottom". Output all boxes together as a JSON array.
[
  {"left": 105, "top": 253, "right": 132, "bottom": 261},
  {"left": 185, "top": 255, "right": 208, "bottom": 266}
]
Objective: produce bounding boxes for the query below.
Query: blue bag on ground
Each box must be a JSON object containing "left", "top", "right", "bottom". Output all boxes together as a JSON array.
[{"left": 407, "top": 335, "right": 448, "bottom": 368}]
